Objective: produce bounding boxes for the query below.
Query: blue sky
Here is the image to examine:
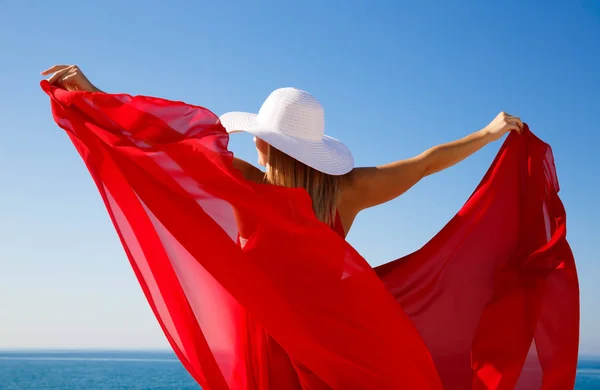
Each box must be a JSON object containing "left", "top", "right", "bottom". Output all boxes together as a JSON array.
[{"left": 1, "top": 1, "right": 598, "bottom": 354}]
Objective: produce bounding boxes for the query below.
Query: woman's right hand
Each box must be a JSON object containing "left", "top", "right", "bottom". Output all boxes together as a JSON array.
[
  {"left": 483, "top": 111, "right": 524, "bottom": 142},
  {"left": 41, "top": 65, "right": 102, "bottom": 92}
]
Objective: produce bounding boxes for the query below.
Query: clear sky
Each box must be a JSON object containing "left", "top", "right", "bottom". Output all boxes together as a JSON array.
[{"left": 0, "top": 1, "right": 598, "bottom": 354}]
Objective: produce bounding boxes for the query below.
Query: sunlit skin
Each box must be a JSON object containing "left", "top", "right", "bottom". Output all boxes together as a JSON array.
[
  {"left": 42, "top": 65, "right": 524, "bottom": 237},
  {"left": 254, "top": 137, "right": 268, "bottom": 167}
]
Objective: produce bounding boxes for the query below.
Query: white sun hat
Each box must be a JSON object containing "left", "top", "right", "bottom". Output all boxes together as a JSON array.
[{"left": 219, "top": 87, "right": 354, "bottom": 175}]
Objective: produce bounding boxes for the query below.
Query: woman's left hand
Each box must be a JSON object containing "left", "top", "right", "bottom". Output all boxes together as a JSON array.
[{"left": 41, "top": 65, "right": 101, "bottom": 92}]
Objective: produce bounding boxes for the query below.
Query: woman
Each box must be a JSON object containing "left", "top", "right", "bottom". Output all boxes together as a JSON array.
[
  {"left": 42, "top": 65, "right": 577, "bottom": 390},
  {"left": 41, "top": 64, "right": 524, "bottom": 236}
]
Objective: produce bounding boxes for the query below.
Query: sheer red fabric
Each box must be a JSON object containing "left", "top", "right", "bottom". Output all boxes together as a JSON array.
[{"left": 42, "top": 81, "right": 579, "bottom": 389}]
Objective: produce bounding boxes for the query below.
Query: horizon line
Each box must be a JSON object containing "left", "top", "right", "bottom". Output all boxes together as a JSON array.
[{"left": 1, "top": 348, "right": 599, "bottom": 358}]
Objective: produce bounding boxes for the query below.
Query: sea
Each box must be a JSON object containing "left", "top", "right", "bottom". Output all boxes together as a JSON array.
[{"left": 0, "top": 350, "right": 598, "bottom": 389}]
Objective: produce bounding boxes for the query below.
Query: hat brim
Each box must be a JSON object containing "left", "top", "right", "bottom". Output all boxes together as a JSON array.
[{"left": 219, "top": 111, "right": 354, "bottom": 176}]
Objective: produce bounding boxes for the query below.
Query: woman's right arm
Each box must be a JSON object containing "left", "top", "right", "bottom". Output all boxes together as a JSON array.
[{"left": 341, "top": 112, "right": 524, "bottom": 214}]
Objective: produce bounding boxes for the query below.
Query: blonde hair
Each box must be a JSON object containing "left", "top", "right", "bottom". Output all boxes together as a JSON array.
[{"left": 264, "top": 145, "right": 343, "bottom": 226}]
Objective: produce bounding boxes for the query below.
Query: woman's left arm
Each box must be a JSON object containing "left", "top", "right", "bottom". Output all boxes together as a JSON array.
[{"left": 343, "top": 112, "right": 524, "bottom": 213}]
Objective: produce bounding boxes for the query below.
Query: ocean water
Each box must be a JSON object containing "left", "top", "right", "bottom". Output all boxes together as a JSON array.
[
  {"left": 0, "top": 351, "right": 598, "bottom": 389},
  {"left": 0, "top": 351, "right": 198, "bottom": 389}
]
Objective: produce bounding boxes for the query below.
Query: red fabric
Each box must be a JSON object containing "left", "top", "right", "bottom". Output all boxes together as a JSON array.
[{"left": 42, "top": 81, "right": 579, "bottom": 389}]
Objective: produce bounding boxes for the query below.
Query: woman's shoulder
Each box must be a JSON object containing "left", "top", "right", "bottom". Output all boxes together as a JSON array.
[
  {"left": 336, "top": 171, "right": 362, "bottom": 237},
  {"left": 339, "top": 168, "right": 365, "bottom": 209},
  {"left": 232, "top": 157, "right": 264, "bottom": 183}
]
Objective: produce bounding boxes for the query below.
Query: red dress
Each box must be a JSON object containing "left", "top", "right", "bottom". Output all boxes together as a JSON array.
[
  {"left": 241, "top": 214, "right": 346, "bottom": 390},
  {"left": 42, "top": 81, "right": 579, "bottom": 389}
]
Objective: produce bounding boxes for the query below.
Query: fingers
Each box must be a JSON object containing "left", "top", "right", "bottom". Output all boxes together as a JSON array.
[
  {"left": 60, "top": 73, "right": 81, "bottom": 91},
  {"left": 60, "top": 73, "right": 77, "bottom": 82},
  {"left": 46, "top": 66, "right": 73, "bottom": 85},
  {"left": 501, "top": 112, "right": 524, "bottom": 133},
  {"left": 40, "top": 64, "right": 71, "bottom": 76},
  {"left": 508, "top": 122, "right": 522, "bottom": 134},
  {"left": 508, "top": 116, "right": 524, "bottom": 133},
  {"left": 509, "top": 116, "right": 523, "bottom": 130},
  {"left": 508, "top": 120, "right": 524, "bottom": 133}
]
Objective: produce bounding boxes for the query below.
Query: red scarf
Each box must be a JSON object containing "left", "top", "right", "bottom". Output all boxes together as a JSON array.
[{"left": 42, "top": 81, "right": 579, "bottom": 389}]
